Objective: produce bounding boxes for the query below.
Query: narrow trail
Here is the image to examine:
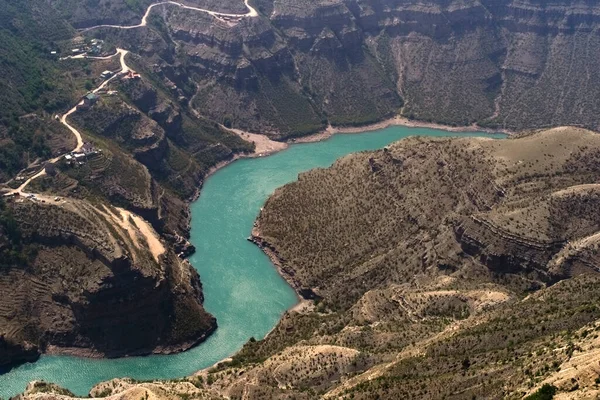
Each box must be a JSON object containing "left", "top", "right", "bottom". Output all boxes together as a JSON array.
[{"left": 80, "top": 0, "right": 258, "bottom": 32}]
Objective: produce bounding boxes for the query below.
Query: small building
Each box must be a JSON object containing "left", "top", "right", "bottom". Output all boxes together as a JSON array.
[
  {"left": 122, "top": 70, "right": 141, "bottom": 80},
  {"left": 100, "top": 70, "right": 113, "bottom": 80},
  {"left": 71, "top": 48, "right": 83, "bottom": 55},
  {"left": 89, "top": 44, "right": 103, "bottom": 55},
  {"left": 81, "top": 142, "right": 96, "bottom": 154},
  {"left": 79, "top": 93, "right": 99, "bottom": 110}
]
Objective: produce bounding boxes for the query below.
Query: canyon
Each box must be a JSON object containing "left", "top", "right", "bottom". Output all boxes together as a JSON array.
[
  {"left": 17, "top": 126, "right": 600, "bottom": 399},
  {"left": 3, "top": 0, "right": 600, "bottom": 398}
]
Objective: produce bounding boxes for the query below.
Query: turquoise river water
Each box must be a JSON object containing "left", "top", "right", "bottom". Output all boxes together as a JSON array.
[{"left": 0, "top": 126, "right": 503, "bottom": 398}]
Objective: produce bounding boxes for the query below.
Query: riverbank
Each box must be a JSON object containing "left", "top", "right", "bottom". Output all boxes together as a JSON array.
[
  {"left": 289, "top": 116, "right": 512, "bottom": 145},
  {"left": 222, "top": 115, "right": 510, "bottom": 168},
  {"left": 248, "top": 225, "right": 304, "bottom": 301},
  {"left": 332, "top": 116, "right": 512, "bottom": 135},
  {"left": 43, "top": 315, "right": 218, "bottom": 360},
  {"left": 203, "top": 129, "right": 289, "bottom": 182},
  {"left": 231, "top": 128, "right": 289, "bottom": 156}
]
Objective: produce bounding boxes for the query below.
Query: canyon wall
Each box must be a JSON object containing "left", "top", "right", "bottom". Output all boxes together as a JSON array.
[{"left": 98, "top": 0, "right": 600, "bottom": 136}]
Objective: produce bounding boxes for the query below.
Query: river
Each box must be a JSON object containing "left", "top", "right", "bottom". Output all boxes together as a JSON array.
[{"left": 0, "top": 126, "right": 503, "bottom": 398}]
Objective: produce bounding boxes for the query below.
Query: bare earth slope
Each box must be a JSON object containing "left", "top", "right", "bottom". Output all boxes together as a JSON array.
[{"left": 20, "top": 127, "right": 600, "bottom": 399}]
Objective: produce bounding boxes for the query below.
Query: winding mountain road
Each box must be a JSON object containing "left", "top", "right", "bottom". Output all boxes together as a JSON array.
[
  {"left": 4, "top": 0, "right": 258, "bottom": 197},
  {"left": 4, "top": 49, "right": 131, "bottom": 197},
  {"left": 80, "top": 0, "right": 258, "bottom": 32}
]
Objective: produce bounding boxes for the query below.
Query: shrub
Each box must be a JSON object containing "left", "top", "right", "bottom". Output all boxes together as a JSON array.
[{"left": 524, "top": 384, "right": 558, "bottom": 400}]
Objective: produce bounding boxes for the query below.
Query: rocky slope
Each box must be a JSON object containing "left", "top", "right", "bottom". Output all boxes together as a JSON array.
[
  {"left": 0, "top": 194, "right": 216, "bottom": 371},
  {"left": 19, "top": 127, "right": 600, "bottom": 399}
]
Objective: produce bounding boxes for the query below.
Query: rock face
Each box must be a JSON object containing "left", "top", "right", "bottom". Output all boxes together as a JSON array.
[
  {"left": 90, "top": 0, "right": 600, "bottom": 136},
  {"left": 0, "top": 196, "right": 216, "bottom": 370},
  {"left": 0, "top": 338, "right": 38, "bottom": 373}
]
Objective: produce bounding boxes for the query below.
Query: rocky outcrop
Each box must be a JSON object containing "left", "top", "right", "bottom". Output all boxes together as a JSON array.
[
  {"left": 0, "top": 338, "right": 39, "bottom": 372},
  {"left": 0, "top": 197, "right": 216, "bottom": 371}
]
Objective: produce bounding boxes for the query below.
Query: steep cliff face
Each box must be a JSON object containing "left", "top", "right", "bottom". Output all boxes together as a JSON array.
[
  {"left": 96, "top": 0, "right": 600, "bottom": 135},
  {"left": 0, "top": 196, "right": 216, "bottom": 370}
]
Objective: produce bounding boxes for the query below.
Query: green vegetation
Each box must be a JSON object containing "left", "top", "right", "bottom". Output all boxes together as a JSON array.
[
  {"left": 0, "top": 0, "right": 76, "bottom": 181},
  {"left": 0, "top": 0, "right": 72, "bottom": 117},
  {"left": 0, "top": 198, "right": 37, "bottom": 268},
  {"left": 524, "top": 384, "right": 557, "bottom": 400}
]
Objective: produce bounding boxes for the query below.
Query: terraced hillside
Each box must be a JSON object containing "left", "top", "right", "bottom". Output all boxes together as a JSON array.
[
  {"left": 0, "top": 195, "right": 215, "bottom": 370},
  {"left": 21, "top": 127, "right": 600, "bottom": 399}
]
